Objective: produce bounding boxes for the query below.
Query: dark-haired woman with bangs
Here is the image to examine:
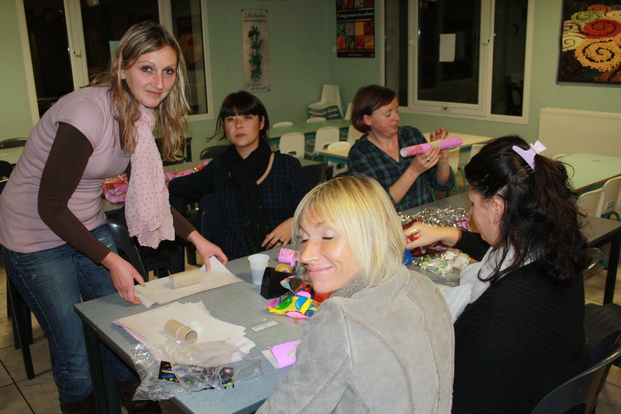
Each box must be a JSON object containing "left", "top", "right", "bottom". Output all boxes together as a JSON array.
[
  {"left": 169, "top": 91, "right": 306, "bottom": 259},
  {"left": 405, "top": 136, "right": 592, "bottom": 413}
]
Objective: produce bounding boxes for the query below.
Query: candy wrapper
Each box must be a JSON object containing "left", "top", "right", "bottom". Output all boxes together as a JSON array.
[
  {"left": 400, "top": 205, "right": 469, "bottom": 231},
  {"left": 266, "top": 275, "right": 331, "bottom": 319}
]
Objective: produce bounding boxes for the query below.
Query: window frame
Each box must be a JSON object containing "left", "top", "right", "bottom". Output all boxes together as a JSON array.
[
  {"left": 18, "top": 0, "right": 214, "bottom": 122},
  {"left": 382, "top": 0, "right": 534, "bottom": 124}
]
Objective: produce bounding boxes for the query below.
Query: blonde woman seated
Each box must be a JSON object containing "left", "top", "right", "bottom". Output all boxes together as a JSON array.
[{"left": 257, "top": 175, "right": 454, "bottom": 414}]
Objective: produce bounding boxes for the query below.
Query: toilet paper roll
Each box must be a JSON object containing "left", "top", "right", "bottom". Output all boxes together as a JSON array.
[
  {"left": 164, "top": 319, "right": 198, "bottom": 343},
  {"left": 169, "top": 271, "right": 202, "bottom": 289}
]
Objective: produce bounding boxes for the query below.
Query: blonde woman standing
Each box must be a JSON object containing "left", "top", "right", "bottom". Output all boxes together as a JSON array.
[{"left": 0, "top": 22, "right": 225, "bottom": 413}]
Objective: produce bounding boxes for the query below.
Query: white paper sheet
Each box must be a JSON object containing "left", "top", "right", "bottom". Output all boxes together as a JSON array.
[
  {"left": 116, "top": 301, "right": 255, "bottom": 362},
  {"left": 135, "top": 257, "right": 242, "bottom": 307}
]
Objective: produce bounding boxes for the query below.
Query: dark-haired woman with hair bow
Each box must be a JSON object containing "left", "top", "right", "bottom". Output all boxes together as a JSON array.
[{"left": 405, "top": 136, "right": 592, "bottom": 414}]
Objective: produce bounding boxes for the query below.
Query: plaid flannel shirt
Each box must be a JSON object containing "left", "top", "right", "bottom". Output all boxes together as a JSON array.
[{"left": 347, "top": 126, "right": 454, "bottom": 212}]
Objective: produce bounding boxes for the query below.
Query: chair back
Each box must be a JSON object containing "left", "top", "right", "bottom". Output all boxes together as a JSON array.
[
  {"left": 577, "top": 188, "right": 604, "bottom": 218},
  {"left": 0, "top": 138, "right": 27, "bottom": 149},
  {"left": 278, "top": 132, "right": 305, "bottom": 159},
  {"left": 344, "top": 103, "right": 353, "bottom": 120},
  {"left": 346, "top": 125, "right": 363, "bottom": 145},
  {"left": 301, "top": 162, "right": 327, "bottom": 191},
  {"left": 320, "top": 84, "right": 339, "bottom": 103},
  {"left": 530, "top": 335, "right": 621, "bottom": 414},
  {"left": 107, "top": 218, "right": 148, "bottom": 279},
  {"left": 601, "top": 176, "right": 621, "bottom": 218},
  {"left": 306, "top": 117, "right": 326, "bottom": 123},
  {"left": 200, "top": 144, "right": 230, "bottom": 160},
  {"left": 468, "top": 143, "right": 484, "bottom": 162},
  {"left": 327, "top": 141, "right": 351, "bottom": 152},
  {"left": 448, "top": 148, "right": 461, "bottom": 194},
  {"left": 273, "top": 121, "right": 293, "bottom": 128},
  {"left": 313, "top": 126, "right": 340, "bottom": 154}
]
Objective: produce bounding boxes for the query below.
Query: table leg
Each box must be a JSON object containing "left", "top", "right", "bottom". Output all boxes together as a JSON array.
[
  {"left": 83, "top": 320, "right": 122, "bottom": 414},
  {"left": 603, "top": 234, "right": 620, "bottom": 304}
]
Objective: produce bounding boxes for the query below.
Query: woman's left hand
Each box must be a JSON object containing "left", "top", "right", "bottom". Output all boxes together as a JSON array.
[
  {"left": 262, "top": 218, "right": 293, "bottom": 250},
  {"left": 187, "top": 231, "right": 228, "bottom": 271}
]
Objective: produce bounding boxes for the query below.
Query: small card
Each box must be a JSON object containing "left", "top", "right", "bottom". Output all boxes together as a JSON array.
[{"left": 263, "top": 340, "right": 301, "bottom": 369}]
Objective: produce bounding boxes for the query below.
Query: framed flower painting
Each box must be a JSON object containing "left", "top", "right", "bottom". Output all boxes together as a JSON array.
[{"left": 558, "top": 1, "right": 621, "bottom": 84}]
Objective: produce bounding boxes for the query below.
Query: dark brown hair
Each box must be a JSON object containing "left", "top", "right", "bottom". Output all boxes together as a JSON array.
[
  {"left": 350, "top": 85, "right": 397, "bottom": 133},
  {"left": 465, "top": 135, "right": 589, "bottom": 285}
]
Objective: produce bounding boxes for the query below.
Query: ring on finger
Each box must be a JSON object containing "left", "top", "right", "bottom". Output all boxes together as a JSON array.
[{"left": 426, "top": 157, "right": 431, "bottom": 162}]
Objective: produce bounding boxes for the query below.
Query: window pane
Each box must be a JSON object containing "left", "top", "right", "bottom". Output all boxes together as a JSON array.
[
  {"left": 490, "top": 0, "right": 527, "bottom": 116},
  {"left": 80, "top": 0, "right": 159, "bottom": 84},
  {"left": 171, "top": 0, "right": 208, "bottom": 115},
  {"left": 24, "top": 0, "right": 74, "bottom": 117},
  {"left": 385, "top": 0, "right": 409, "bottom": 105},
  {"left": 417, "top": 0, "right": 480, "bottom": 104}
]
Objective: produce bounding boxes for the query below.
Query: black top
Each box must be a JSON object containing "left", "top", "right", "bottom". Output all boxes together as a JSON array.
[{"left": 452, "top": 231, "right": 591, "bottom": 414}]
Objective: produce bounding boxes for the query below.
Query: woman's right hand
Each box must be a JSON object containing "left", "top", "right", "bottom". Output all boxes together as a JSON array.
[
  {"left": 404, "top": 222, "right": 460, "bottom": 251},
  {"left": 101, "top": 251, "right": 146, "bottom": 304}
]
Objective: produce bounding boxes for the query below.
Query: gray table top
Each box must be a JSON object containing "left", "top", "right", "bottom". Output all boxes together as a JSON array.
[{"left": 75, "top": 247, "right": 306, "bottom": 414}]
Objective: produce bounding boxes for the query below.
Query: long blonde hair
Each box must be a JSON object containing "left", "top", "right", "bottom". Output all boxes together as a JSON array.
[
  {"left": 292, "top": 175, "right": 405, "bottom": 287},
  {"left": 89, "top": 21, "right": 190, "bottom": 161}
]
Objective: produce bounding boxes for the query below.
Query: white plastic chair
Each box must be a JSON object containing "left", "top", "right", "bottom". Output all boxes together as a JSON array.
[
  {"left": 458, "top": 143, "right": 484, "bottom": 190},
  {"left": 601, "top": 176, "right": 621, "bottom": 220},
  {"left": 448, "top": 148, "right": 461, "bottom": 195},
  {"left": 273, "top": 121, "right": 293, "bottom": 128},
  {"left": 306, "top": 117, "right": 326, "bottom": 123},
  {"left": 346, "top": 125, "right": 363, "bottom": 146},
  {"left": 278, "top": 132, "right": 305, "bottom": 160},
  {"left": 308, "top": 126, "right": 340, "bottom": 159},
  {"left": 325, "top": 141, "right": 351, "bottom": 176},
  {"left": 577, "top": 188, "right": 605, "bottom": 218},
  {"left": 344, "top": 103, "right": 353, "bottom": 120},
  {"left": 308, "top": 85, "right": 342, "bottom": 120}
]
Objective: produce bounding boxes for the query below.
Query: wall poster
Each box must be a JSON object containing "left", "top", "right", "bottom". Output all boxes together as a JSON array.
[
  {"left": 558, "top": 1, "right": 621, "bottom": 85},
  {"left": 242, "top": 9, "right": 270, "bottom": 92},
  {"left": 336, "top": 0, "right": 375, "bottom": 58}
]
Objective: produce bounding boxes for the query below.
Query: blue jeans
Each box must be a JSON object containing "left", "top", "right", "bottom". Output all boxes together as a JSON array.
[{"left": 4, "top": 224, "right": 135, "bottom": 403}]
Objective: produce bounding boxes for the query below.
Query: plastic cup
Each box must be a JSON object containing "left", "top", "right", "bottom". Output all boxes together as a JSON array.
[{"left": 248, "top": 254, "right": 270, "bottom": 285}]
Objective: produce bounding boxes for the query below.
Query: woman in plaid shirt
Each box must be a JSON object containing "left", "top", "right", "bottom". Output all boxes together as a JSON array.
[{"left": 348, "top": 85, "right": 454, "bottom": 211}]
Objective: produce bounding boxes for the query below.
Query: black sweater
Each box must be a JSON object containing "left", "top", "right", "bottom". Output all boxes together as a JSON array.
[{"left": 451, "top": 231, "right": 590, "bottom": 414}]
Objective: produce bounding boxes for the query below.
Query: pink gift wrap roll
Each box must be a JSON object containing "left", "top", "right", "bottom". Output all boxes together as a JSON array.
[{"left": 400, "top": 137, "right": 463, "bottom": 157}]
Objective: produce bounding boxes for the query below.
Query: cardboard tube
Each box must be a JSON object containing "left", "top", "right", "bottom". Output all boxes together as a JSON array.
[
  {"left": 169, "top": 271, "right": 202, "bottom": 289},
  {"left": 164, "top": 319, "right": 198, "bottom": 343}
]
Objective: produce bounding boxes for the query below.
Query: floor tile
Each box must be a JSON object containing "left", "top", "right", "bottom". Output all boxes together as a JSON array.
[
  {"left": 0, "top": 361, "right": 12, "bottom": 388},
  {"left": 16, "top": 370, "right": 59, "bottom": 414},
  {"left": 0, "top": 336, "right": 52, "bottom": 383},
  {"left": 0, "top": 383, "right": 33, "bottom": 413}
]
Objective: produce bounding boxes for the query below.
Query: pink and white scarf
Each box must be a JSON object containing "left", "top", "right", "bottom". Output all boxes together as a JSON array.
[{"left": 125, "top": 105, "right": 175, "bottom": 248}]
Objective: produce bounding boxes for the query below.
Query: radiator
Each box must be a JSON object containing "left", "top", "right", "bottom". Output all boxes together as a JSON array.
[{"left": 538, "top": 108, "right": 621, "bottom": 158}]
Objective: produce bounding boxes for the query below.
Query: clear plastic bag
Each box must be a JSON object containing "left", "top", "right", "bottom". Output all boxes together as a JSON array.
[{"left": 131, "top": 337, "right": 263, "bottom": 400}]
